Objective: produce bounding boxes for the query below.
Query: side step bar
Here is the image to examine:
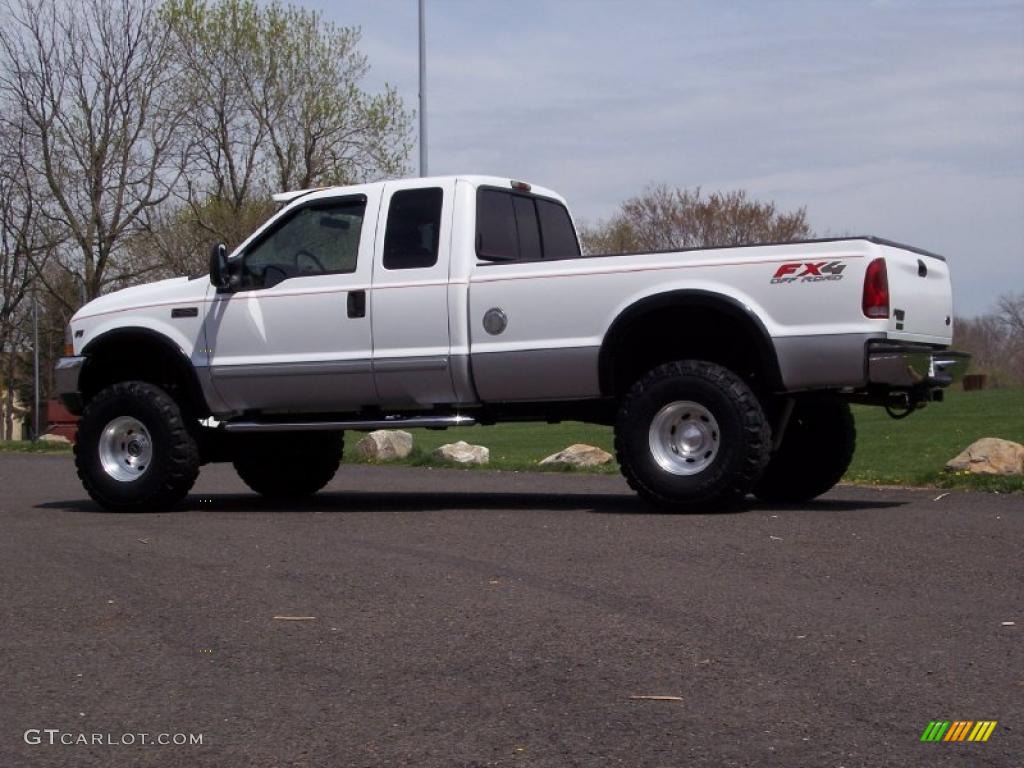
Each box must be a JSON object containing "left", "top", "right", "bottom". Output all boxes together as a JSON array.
[{"left": 222, "top": 414, "right": 477, "bottom": 433}]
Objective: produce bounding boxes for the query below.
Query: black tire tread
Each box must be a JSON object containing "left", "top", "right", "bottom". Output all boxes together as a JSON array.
[
  {"left": 753, "top": 395, "right": 856, "bottom": 503},
  {"left": 233, "top": 432, "right": 343, "bottom": 499},
  {"left": 615, "top": 360, "right": 771, "bottom": 511},
  {"left": 74, "top": 381, "right": 199, "bottom": 512}
]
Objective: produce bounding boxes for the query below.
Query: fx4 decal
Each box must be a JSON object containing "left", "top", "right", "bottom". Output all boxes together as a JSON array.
[{"left": 771, "top": 260, "right": 846, "bottom": 284}]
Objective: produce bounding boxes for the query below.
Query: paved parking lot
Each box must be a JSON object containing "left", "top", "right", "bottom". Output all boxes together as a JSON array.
[{"left": 0, "top": 452, "right": 1020, "bottom": 767}]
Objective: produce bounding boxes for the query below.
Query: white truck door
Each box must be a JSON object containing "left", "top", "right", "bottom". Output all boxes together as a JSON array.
[
  {"left": 204, "top": 190, "right": 380, "bottom": 413},
  {"left": 370, "top": 179, "right": 456, "bottom": 407}
]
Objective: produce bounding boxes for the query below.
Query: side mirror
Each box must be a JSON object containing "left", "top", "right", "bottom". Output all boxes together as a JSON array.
[{"left": 209, "top": 242, "right": 230, "bottom": 289}]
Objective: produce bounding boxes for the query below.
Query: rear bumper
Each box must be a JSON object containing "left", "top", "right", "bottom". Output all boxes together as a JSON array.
[
  {"left": 55, "top": 356, "right": 86, "bottom": 415},
  {"left": 867, "top": 343, "right": 970, "bottom": 389}
]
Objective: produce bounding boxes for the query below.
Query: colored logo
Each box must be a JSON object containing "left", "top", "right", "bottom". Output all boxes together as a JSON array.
[
  {"left": 770, "top": 261, "right": 846, "bottom": 284},
  {"left": 920, "top": 720, "right": 997, "bottom": 742}
]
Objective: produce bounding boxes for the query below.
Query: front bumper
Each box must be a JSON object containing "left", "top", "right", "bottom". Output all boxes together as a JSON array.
[
  {"left": 55, "top": 356, "right": 86, "bottom": 415},
  {"left": 867, "top": 343, "right": 970, "bottom": 389}
]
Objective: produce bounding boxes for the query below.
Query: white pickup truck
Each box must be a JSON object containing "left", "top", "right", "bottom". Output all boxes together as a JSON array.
[{"left": 56, "top": 175, "right": 967, "bottom": 512}]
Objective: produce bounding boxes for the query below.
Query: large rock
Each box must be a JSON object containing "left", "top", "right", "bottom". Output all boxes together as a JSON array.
[
  {"left": 539, "top": 443, "right": 613, "bottom": 468},
  {"left": 38, "top": 433, "right": 71, "bottom": 444},
  {"left": 945, "top": 438, "right": 1024, "bottom": 476},
  {"left": 432, "top": 441, "right": 489, "bottom": 465},
  {"left": 355, "top": 430, "right": 413, "bottom": 461}
]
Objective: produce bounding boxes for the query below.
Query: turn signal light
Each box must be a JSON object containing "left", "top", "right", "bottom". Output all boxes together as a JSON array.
[{"left": 862, "top": 257, "right": 889, "bottom": 319}]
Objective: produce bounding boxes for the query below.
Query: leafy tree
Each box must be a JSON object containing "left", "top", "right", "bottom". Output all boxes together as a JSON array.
[
  {"left": 161, "top": 0, "right": 411, "bottom": 242},
  {"left": 581, "top": 184, "right": 813, "bottom": 254},
  {"left": 135, "top": 197, "right": 276, "bottom": 278}
]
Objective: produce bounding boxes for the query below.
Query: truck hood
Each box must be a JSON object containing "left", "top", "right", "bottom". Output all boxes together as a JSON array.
[{"left": 74, "top": 276, "right": 211, "bottom": 321}]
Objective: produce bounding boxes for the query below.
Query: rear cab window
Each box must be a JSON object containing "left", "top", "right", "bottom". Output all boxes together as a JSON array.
[{"left": 476, "top": 187, "right": 580, "bottom": 263}]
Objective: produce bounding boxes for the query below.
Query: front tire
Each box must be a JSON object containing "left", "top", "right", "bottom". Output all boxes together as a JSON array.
[
  {"left": 615, "top": 361, "right": 771, "bottom": 511},
  {"left": 753, "top": 395, "right": 855, "bottom": 503},
  {"left": 75, "top": 381, "right": 200, "bottom": 512},
  {"left": 233, "top": 432, "right": 343, "bottom": 499}
]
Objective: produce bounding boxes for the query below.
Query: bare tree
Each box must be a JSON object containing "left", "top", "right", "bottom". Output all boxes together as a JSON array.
[
  {"left": 996, "top": 292, "right": 1024, "bottom": 339},
  {"left": 0, "top": 0, "right": 188, "bottom": 300},
  {"left": 995, "top": 291, "right": 1024, "bottom": 382},
  {"left": 953, "top": 292, "right": 1024, "bottom": 387},
  {"left": 0, "top": 117, "right": 51, "bottom": 439},
  {"left": 581, "top": 184, "right": 813, "bottom": 255}
]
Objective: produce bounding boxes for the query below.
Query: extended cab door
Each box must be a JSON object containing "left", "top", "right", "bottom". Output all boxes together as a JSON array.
[
  {"left": 370, "top": 179, "right": 456, "bottom": 407},
  {"left": 204, "top": 189, "right": 380, "bottom": 413}
]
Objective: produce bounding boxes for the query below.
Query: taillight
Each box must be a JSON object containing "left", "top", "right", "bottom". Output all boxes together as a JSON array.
[{"left": 862, "top": 257, "right": 889, "bottom": 318}]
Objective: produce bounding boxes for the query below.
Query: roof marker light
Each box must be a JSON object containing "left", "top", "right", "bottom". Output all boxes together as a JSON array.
[{"left": 510, "top": 180, "right": 531, "bottom": 192}]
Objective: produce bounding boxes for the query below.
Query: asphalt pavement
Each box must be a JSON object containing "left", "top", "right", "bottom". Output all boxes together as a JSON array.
[{"left": 0, "top": 452, "right": 1020, "bottom": 767}]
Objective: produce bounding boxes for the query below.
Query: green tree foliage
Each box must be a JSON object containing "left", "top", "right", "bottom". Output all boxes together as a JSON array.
[
  {"left": 581, "top": 184, "right": 813, "bottom": 254},
  {"left": 161, "top": 0, "right": 411, "bottom": 242}
]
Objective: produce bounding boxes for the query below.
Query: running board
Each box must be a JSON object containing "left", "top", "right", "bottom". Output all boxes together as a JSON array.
[{"left": 222, "top": 414, "right": 477, "bottom": 433}]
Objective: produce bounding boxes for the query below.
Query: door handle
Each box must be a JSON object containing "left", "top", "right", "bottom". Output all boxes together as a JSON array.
[{"left": 347, "top": 290, "right": 366, "bottom": 318}]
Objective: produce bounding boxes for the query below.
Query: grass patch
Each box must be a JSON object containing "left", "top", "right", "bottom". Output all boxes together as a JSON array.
[
  {"left": 347, "top": 389, "right": 1024, "bottom": 492},
  {"left": 847, "top": 388, "right": 1023, "bottom": 492},
  {"left": 4, "top": 389, "right": 1020, "bottom": 491},
  {"left": 0, "top": 439, "right": 73, "bottom": 454},
  {"left": 345, "top": 421, "right": 620, "bottom": 474}
]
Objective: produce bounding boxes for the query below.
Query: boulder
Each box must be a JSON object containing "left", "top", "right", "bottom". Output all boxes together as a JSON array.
[
  {"left": 945, "top": 438, "right": 1024, "bottom": 476},
  {"left": 432, "top": 441, "right": 489, "bottom": 465},
  {"left": 38, "top": 433, "right": 71, "bottom": 444},
  {"left": 355, "top": 430, "right": 413, "bottom": 461},
  {"left": 539, "top": 443, "right": 613, "bottom": 468}
]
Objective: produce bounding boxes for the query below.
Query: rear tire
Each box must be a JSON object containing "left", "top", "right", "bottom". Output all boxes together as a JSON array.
[
  {"left": 233, "top": 432, "right": 343, "bottom": 499},
  {"left": 75, "top": 381, "right": 200, "bottom": 512},
  {"left": 615, "top": 360, "right": 771, "bottom": 512},
  {"left": 753, "top": 395, "right": 856, "bottom": 503}
]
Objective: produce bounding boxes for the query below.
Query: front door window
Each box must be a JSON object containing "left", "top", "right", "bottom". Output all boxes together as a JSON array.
[{"left": 243, "top": 199, "right": 366, "bottom": 288}]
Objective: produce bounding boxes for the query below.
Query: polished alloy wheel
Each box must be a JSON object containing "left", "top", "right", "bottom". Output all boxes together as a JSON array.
[
  {"left": 98, "top": 416, "right": 153, "bottom": 482},
  {"left": 648, "top": 400, "right": 720, "bottom": 476}
]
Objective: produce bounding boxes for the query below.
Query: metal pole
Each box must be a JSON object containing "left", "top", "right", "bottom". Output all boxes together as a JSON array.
[
  {"left": 32, "top": 284, "right": 39, "bottom": 441},
  {"left": 418, "top": 0, "right": 427, "bottom": 177}
]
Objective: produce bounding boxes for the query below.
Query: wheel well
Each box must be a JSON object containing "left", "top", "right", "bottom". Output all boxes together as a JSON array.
[
  {"left": 599, "top": 291, "right": 783, "bottom": 397},
  {"left": 79, "top": 329, "right": 210, "bottom": 418}
]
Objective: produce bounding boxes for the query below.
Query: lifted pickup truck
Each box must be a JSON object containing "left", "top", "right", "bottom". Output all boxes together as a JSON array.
[{"left": 56, "top": 175, "right": 967, "bottom": 512}]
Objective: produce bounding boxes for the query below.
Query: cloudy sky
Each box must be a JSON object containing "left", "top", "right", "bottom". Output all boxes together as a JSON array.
[{"left": 310, "top": 0, "right": 1023, "bottom": 316}]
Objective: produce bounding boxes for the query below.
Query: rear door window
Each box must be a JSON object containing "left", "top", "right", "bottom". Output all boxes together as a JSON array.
[{"left": 383, "top": 188, "right": 443, "bottom": 270}]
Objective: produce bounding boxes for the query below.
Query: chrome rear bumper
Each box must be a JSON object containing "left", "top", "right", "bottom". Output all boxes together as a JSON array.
[{"left": 867, "top": 344, "right": 970, "bottom": 389}]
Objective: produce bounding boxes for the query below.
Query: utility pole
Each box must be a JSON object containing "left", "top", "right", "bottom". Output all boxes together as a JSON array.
[
  {"left": 418, "top": 0, "right": 427, "bottom": 177},
  {"left": 32, "top": 283, "right": 39, "bottom": 441}
]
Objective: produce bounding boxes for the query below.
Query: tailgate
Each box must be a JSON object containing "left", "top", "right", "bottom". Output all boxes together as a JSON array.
[{"left": 879, "top": 242, "right": 954, "bottom": 344}]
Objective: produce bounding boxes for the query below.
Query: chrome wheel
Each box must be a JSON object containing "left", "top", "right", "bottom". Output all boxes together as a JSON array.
[
  {"left": 648, "top": 400, "right": 720, "bottom": 476},
  {"left": 98, "top": 416, "right": 153, "bottom": 482}
]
